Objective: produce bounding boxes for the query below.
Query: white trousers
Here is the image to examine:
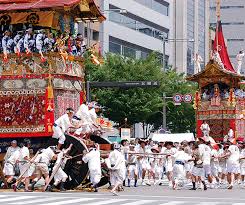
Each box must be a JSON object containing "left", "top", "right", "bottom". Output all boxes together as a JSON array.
[
  {"left": 90, "top": 170, "right": 101, "bottom": 186},
  {"left": 173, "top": 164, "right": 185, "bottom": 180},
  {"left": 19, "top": 163, "right": 32, "bottom": 177},
  {"left": 54, "top": 167, "right": 68, "bottom": 185},
  {"left": 52, "top": 126, "right": 66, "bottom": 144},
  {"left": 3, "top": 162, "right": 15, "bottom": 176},
  {"left": 110, "top": 168, "right": 126, "bottom": 186}
]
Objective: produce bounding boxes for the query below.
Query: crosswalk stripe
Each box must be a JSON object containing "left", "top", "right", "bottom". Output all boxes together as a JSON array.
[
  {"left": 196, "top": 202, "right": 220, "bottom": 205},
  {"left": 121, "top": 200, "right": 156, "bottom": 205},
  {"left": 0, "top": 195, "right": 15, "bottom": 198},
  {"left": 38, "top": 198, "right": 96, "bottom": 205},
  {"left": 78, "top": 199, "right": 128, "bottom": 205},
  {"left": 232, "top": 203, "right": 245, "bottom": 205},
  {"left": 159, "top": 201, "right": 185, "bottom": 205},
  {"left": 0, "top": 196, "right": 36, "bottom": 202},
  {"left": 9, "top": 197, "right": 69, "bottom": 205}
]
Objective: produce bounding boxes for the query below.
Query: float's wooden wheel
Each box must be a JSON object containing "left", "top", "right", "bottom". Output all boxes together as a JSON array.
[{"left": 47, "top": 134, "right": 111, "bottom": 189}]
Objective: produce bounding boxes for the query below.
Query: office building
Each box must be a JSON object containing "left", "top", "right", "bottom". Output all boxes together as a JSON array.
[
  {"left": 97, "top": 0, "right": 172, "bottom": 67},
  {"left": 172, "top": 0, "right": 210, "bottom": 75}
]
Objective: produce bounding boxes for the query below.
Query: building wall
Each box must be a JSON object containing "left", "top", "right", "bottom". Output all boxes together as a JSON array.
[
  {"left": 210, "top": 0, "right": 245, "bottom": 73},
  {"left": 172, "top": 0, "right": 210, "bottom": 75},
  {"left": 99, "top": 0, "right": 173, "bottom": 66}
]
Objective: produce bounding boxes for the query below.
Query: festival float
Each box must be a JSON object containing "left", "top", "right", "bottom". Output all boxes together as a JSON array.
[
  {"left": 187, "top": 11, "right": 245, "bottom": 141},
  {"left": 0, "top": 0, "right": 112, "bottom": 189}
]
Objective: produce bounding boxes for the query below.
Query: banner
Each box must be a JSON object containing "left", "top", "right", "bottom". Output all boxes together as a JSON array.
[
  {"left": 213, "top": 21, "right": 235, "bottom": 72},
  {"left": 0, "top": 11, "right": 54, "bottom": 27}
]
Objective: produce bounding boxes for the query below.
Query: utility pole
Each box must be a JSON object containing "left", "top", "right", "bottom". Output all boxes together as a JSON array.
[
  {"left": 86, "top": 81, "right": 91, "bottom": 102},
  {"left": 162, "top": 93, "right": 166, "bottom": 130},
  {"left": 162, "top": 38, "right": 166, "bottom": 72}
]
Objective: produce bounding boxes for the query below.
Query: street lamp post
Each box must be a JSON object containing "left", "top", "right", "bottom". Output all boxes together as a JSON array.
[
  {"left": 162, "top": 93, "right": 166, "bottom": 130},
  {"left": 162, "top": 93, "right": 173, "bottom": 132},
  {"left": 159, "top": 36, "right": 195, "bottom": 72},
  {"left": 162, "top": 38, "right": 166, "bottom": 72}
]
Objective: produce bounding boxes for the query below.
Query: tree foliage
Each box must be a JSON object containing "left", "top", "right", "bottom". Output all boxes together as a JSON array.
[{"left": 85, "top": 53, "right": 197, "bottom": 133}]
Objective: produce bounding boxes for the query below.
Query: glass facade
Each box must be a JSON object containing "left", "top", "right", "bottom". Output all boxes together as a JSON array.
[
  {"left": 186, "top": 0, "right": 206, "bottom": 75},
  {"left": 134, "top": 0, "right": 169, "bottom": 16},
  {"left": 109, "top": 40, "right": 149, "bottom": 59},
  {"left": 198, "top": 0, "right": 205, "bottom": 68},
  {"left": 109, "top": 10, "right": 169, "bottom": 40},
  {"left": 109, "top": 37, "right": 169, "bottom": 66},
  {"left": 187, "top": 0, "right": 195, "bottom": 75}
]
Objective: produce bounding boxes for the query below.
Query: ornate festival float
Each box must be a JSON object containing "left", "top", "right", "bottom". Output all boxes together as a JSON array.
[
  {"left": 187, "top": 5, "right": 245, "bottom": 142},
  {"left": 0, "top": 0, "right": 113, "bottom": 189}
]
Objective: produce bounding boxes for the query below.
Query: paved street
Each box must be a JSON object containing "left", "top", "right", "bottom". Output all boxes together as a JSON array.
[{"left": 1, "top": 186, "right": 245, "bottom": 205}]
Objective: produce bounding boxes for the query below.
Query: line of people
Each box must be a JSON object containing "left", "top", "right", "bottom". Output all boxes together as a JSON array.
[
  {"left": 0, "top": 28, "right": 87, "bottom": 60},
  {"left": 119, "top": 137, "right": 245, "bottom": 191},
  {"left": 0, "top": 139, "right": 103, "bottom": 192}
]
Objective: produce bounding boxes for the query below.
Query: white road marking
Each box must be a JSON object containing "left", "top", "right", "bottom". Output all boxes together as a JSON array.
[
  {"left": 9, "top": 197, "right": 69, "bottom": 205},
  {"left": 196, "top": 203, "right": 220, "bottom": 205},
  {"left": 38, "top": 198, "right": 95, "bottom": 205},
  {"left": 159, "top": 201, "right": 185, "bottom": 205},
  {"left": 0, "top": 196, "right": 36, "bottom": 202},
  {"left": 43, "top": 192, "right": 245, "bottom": 202},
  {"left": 80, "top": 199, "right": 128, "bottom": 205},
  {"left": 121, "top": 200, "right": 156, "bottom": 205},
  {"left": 232, "top": 204, "right": 245, "bottom": 205}
]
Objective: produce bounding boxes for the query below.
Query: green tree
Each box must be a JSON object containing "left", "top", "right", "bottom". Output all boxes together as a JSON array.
[{"left": 85, "top": 53, "right": 197, "bottom": 133}]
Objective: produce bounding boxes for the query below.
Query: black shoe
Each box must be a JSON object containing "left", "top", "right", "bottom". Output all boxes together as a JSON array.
[
  {"left": 127, "top": 179, "right": 130, "bottom": 187},
  {"left": 50, "top": 185, "right": 56, "bottom": 192},
  {"left": 123, "top": 180, "right": 125, "bottom": 186},
  {"left": 17, "top": 182, "right": 24, "bottom": 190},
  {"left": 30, "top": 181, "right": 37, "bottom": 191},
  {"left": 94, "top": 188, "right": 98, "bottom": 192},
  {"left": 189, "top": 188, "right": 197, "bottom": 190},
  {"left": 60, "top": 182, "right": 66, "bottom": 192},
  {"left": 46, "top": 185, "right": 52, "bottom": 192}
]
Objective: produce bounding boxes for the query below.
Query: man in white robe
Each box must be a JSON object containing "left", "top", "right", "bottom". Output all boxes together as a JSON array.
[
  {"left": 31, "top": 147, "right": 57, "bottom": 191},
  {"left": 236, "top": 50, "right": 244, "bottom": 74},
  {"left": 4, "top": 140, "right": 20, "bottom": 162},
  {"left": 106, "top": 143, "right": 126, "bottom": 196},
  {"left": 13, "top": 140, "right": 32, "bottom": 192},
  {"left": 52, "top": 108, "right": 75, "bottom": 150},
  {"left": 3, "top": 147, "right": 20, "bottom": 185},
  {"left": 82, "top": 144, "right": 101, "bottom": 192},
  {"left": 194, "top": 53, "right": 203, "bottom": 73},
  {"left": 200, "top": 121, "right": 210, "bottom": 141},
  {"left": 74, "top": 104, "right": 92, "bottom": 136}
]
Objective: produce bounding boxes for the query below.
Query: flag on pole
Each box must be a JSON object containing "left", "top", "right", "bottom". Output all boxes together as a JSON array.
[{"left": 213, "top": 21, "right": 235, "bottom": 73}]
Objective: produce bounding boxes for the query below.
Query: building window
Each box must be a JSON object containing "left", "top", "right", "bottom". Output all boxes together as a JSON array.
[
  {"left": 187, "top": 0, "right": 195, "bottom": 75},
  {"left": 227, "top": 39, "right": 244, "bottom": 42},
  {"left": 84, "top": 27, "right": 88, "bottom": 38},
  {"left": 123, "top": 46, "right": 136, "bottom": 58},
  {"left": 109, "top": 41, "right": 149, "bottom": 59},
  {"left": 210, "top": 6, "right": 244, "bottom": 10},
  {"left": 93, "top": 31, "right": 99, "bottom": 41},
  {"left": 134, "top": 0, "right": 169, "bottom": 16},
  {"left": 210, "top": 22, "right": 244, "bottom": 26},
  {"left": 223, "top": 22, "right": 244, "bottom": 25},
  {"left": 109, "top": 41, "right": 121, "bottom": 54},
  {"left": 109, "top": 9, "right": 169, "bottom": 40}
]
